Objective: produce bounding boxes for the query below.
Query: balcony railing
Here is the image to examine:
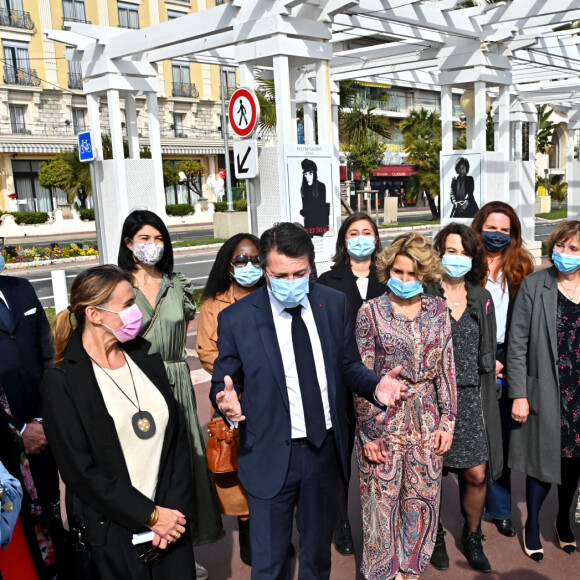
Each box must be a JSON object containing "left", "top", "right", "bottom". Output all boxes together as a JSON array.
[
  {"left": 172, "top": 82, "right": 200, "bottom": 98},
  {"left": 10, "top": 122, "right": 30, "bottom": 135},
  {"left": 68, "top": 72, "right": 83, "bottom": 90},
  {"left": 3, "top": 64, "right": 41, "bottom": 87},
  {"left": 0, "top": 8, "right": 34, "bottom": 30},
  {"left": 62, "top": 16, "right": 90, "bottom": 29}
]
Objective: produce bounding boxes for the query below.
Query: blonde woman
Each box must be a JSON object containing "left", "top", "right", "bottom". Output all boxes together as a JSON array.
[{"left": 355, "top": 232, "right": 457, "bottom": 580}]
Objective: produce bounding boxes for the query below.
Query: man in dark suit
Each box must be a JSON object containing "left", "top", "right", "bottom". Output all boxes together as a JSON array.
[{"left": 210, "top": 223, "right": 407, "bottom": 580}]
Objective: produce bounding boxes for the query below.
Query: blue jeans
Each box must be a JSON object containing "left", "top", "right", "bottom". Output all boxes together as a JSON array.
[{"left": 485, "top": 348, "right": 512, "bottom": 519}]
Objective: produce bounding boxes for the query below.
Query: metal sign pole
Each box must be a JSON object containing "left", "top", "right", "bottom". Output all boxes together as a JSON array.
[{"left": 220, "top": 66, "right": 234, "bottom": 212}]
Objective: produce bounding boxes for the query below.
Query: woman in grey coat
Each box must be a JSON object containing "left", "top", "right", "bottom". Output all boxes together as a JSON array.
[{"left": 508, "top": 220, "right": 580, "bottom": 563}]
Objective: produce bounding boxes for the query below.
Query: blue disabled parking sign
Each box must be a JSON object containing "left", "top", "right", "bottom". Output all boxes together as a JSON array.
[{"left": 78, "top": 131, "right": 95, "bottom": 162}]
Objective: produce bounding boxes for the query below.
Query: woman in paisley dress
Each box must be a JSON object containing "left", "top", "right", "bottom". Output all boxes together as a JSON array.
[
  {"left": 507, "top": 220, "right": 580, "bottom": 562},
  {"left": 354, "top": 232, "right": 457, "bottom": 580},
  {"left": 118, "top": 210, "right": 224, "bottom": 580}
]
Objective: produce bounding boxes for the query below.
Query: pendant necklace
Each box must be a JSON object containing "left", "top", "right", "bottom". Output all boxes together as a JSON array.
[
  {"left": 90, "top": 354, "right": 156, "bottom": 439},
  {"left": 443, "top": 283, "right": 465, "bottom": 307},
  {"left": 560, "top": 275, "right": 580, "bottom": 302}
]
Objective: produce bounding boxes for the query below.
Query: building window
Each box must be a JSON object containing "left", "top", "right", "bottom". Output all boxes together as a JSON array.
[
  {"left": 118, "top": 2, "right": 139, "bottom": 29},
  {"left": 62, "top": 0, "right": 87, "bottom": 24},
  {"left": 172, "top": 113, "right": 188, "bottom": 138},
  {"left": 3, "top": 42, "right": 40, "bottom": 87},
  {"left": 12, "top": 160, "right": 67, "bottom": 213},
  {"left": 0, "top": 0, "right": 34, "bottom": 30},
  {"left": 216, "top": 0, "right": 226, "bottom": 5},
  {"left": 171, "top": 61, "right": 198, "bottom": 98},
  {"left": 9, "top": 105, "right": 26, "bottom": 134},
  {"left": 72, "top": 108, "right": 86, "bottom": 134},
  {"left": 223, "top": 69, "right": 236, "bottom": 98},
  {"left": 67, "top": 58, "right": 82, "bottom": 90},
  {"left": 167, "top": 10, "right": 185, "bottom": 20}
]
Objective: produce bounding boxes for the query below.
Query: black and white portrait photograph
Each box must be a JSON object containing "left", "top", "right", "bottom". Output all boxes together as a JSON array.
[{"left": 441, "top": 150, "right": 483, "bottom": 225}]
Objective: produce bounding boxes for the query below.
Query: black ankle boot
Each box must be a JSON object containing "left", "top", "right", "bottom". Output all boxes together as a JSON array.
[
  {"left": 462, "top": 527, "right": 491, "bottom": 573},
  {"left": 238, "top": 517, "right": 251, "bottom": 566},
  {"left": 430, "top": 522, "right": 449, "bottom": 570}
]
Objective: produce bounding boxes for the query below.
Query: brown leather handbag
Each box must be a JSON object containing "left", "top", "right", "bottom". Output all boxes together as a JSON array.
[{"left": 206, "top": 417, "right": 239, "bottom": 473}]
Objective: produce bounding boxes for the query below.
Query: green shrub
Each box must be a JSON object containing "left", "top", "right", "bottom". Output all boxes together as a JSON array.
[
  {"left": 10, "top": 212, "right": 50, "bottom": 225},
  {"left": 166, "top": 203, "right": 194, "bottom": 216},
  {"left": 231, "top": 186, "right": 246, "bottom": 201},
  {"left": 79, "top": 208, "right": 95, "bottom": 220},
  {"left": 213, "top": 200, "right": 247, "bottom": 212}
]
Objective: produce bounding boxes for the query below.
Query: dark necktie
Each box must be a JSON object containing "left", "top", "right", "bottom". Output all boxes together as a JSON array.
[
  {"left": 0, "top": 298, "right": 12, "bottom": 330},
  {"left": 285, "top": 305, "right": 327, "bottom": 448}
]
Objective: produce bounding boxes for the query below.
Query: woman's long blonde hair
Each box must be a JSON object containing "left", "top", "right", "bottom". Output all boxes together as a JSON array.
[{"left": 53, "top": 265, "right": 132, "bottom": 365}]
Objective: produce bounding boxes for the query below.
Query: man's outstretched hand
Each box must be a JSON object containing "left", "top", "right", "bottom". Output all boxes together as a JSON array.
[
  {"left": 375, "top": 366, "right": 408, "bottom": 407},
  {"left": 215, "top": 375, "right": 246, "bottom": 422}
]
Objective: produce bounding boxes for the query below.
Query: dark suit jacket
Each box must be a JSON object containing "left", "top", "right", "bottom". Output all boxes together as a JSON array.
[
  {"left": 210, "top": 284, "right": 381, "bottom": 500},
  {"left": 317, "top": 263, "right": 387, "bottom": 329},
  {"left": 41, "top": 332, "right": 194, "bottom": 561},
  {"left": 0, "top": 276, "right": 53, "bottom": 430}
]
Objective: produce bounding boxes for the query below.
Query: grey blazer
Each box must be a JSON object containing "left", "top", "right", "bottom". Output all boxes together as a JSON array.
[{"left": 507, "top": 266, "right": 562, "bottom": 484}]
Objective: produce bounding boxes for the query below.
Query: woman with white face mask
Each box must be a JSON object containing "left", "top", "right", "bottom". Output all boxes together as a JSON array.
[
  {"left": 425, "top": 223, "right": 501, "bottom": 574},
  {"left": 508, "top": 220, "right": 580, "bottom": 564},
  {"left": 318, "top": 211, "right": 386, "bottom": 556},
  {"left": 118, "top": 210, "right": 224, "bottom": 579},
  {"left": 355, "top": 232, "right": 456, "bottom": 580}
]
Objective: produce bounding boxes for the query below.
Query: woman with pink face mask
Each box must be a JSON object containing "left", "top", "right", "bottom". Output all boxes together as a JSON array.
[
  {"left": 118, "top": 211, "right": 224, "bottom": 579},
  {"left": 42, "top": 265, "right": 195, "bottom": 579}
]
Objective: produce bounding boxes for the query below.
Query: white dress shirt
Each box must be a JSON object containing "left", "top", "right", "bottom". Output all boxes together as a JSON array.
[
  {"left": 486, "top": 270, "right": 509, "bottom": 344},
  {"left": 267, "top": 287, "right": 332, "bottom": 439}
]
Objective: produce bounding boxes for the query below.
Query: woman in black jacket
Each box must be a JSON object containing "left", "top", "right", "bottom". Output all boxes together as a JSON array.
[
  {"left": 317, "top": 211, "right": 386, "bottom": 556},
  {"left": 426, "top": 223, "right": 501, "bottom": 573},
  {"left": 41, "top": 265, "right": 195, "bottom": 579}
]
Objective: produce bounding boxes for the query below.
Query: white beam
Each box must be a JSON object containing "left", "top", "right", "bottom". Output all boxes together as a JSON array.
[
  {"left": 481, "top": 0, "right": 580, "bottom": 26},
  {"left": 145, "top": 31, "right": 235, "bottom": 62}
]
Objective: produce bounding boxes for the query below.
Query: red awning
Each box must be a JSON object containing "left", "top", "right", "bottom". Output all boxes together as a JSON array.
[{"left": 346, "top": 165, "right": 414, "bottom": 181}]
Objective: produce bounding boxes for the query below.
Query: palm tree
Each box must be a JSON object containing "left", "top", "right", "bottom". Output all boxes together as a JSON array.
[
  {"left": 401, "top": 108, "right": 442, "bottom": 219},
  {"left": 536, "top": 104, "right": 557, "bottom": 155},
  {"left": 340, "top": 105, "right": 391, "bottom": 148}
]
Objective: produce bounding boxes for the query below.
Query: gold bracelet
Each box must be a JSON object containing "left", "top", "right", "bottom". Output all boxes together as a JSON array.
[{"left": 146, "top": 507, "right": 159, "bottom": 527}]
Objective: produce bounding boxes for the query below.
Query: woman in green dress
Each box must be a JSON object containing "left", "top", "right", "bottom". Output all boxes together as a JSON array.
[{"left": 118, "top": 210, "right": 224, "bottom": 580}]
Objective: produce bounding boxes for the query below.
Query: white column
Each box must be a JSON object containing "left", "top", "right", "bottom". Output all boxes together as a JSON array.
[
  {"left": 473, "top": 81, "right": 487, "bottom": 151},
  {"left": 273, "top": 54, "right": 293, "bottom": 220},
  {"left": 303, "top": 103, "right": 315, "bottom": 145},
  {"left": 145, "top": 91, "right": 166, "bottom": 218},
  {"left": 440, "top": 85, "right": 453, "bottom": 151},
  {"left": 316, "top": 60, "right": 332, "bottom": 146},
  {"left": 125, "top": 93, "right": 140, "bottom": 159},
  {"left": 498, "top": 85, "right": 510, "bottom": 155}
]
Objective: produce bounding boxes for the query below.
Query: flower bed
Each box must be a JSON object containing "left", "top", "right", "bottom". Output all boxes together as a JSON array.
[{"left": 2, "top": 242, "right": 98, "bottom": 264}]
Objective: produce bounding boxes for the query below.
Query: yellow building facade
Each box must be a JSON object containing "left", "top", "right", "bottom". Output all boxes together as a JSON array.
[{"left": 0, "top": 0, "right": 232, "bottom": 213}]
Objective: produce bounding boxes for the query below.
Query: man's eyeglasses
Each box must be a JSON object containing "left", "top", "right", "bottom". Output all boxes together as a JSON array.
[{"left": 231, "top": 255, "right": 261, "bottom": 268}]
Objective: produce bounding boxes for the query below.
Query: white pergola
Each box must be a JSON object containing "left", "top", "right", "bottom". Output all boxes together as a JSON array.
[{"left": 45, "top": 0, "right": 580, "bottom": 263}]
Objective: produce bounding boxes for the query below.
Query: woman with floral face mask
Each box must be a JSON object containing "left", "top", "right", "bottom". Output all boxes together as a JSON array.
[
  {"left": 318, "top": 212, "right": 386, "bottom": 556},
  {"left": 354, "top": 232, "right": 456, "bottom": 580},
  {"left": 43, "top": 265, "right": 195, "bottom": 579},
  {"left": 508, "top": 220, "right": 580, "bottom": 563},
  {"left": 118, "top": 210, "right": 224, "bottom": 579},
  {"left": 196, "top": 233, "right": 264, "bottom": 566},
  {"left": 425, "top": 223, "right": 501, "bottom": 573},
  {"left": 471, "top": 202, "right": 534, "bottom": 541}
]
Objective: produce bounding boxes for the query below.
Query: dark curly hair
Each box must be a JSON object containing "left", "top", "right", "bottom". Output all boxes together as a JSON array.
[
  {"left": 434, "top": 222, "right": 487, "bottom": 284},
  {"left": 202, "top": 233, "right": 262, "bottom": 300}
]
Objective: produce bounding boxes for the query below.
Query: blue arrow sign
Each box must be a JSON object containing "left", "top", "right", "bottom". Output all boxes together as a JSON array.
[{"left": 78, "top": 131, "right": 95, "bottom": 162}]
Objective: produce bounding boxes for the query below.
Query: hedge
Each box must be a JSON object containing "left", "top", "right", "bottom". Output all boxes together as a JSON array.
[
  {"left": 214, "top": 200, "right": 247, "bottom": 212},
  {"left": 10, "top": 212, "right": 50, "bottom": 225},
  {"left": 79, "top": 208, "right": 95, "bottom": 221},
  {"left": 166, "top": 203, "right": 194, "bottom": 216}
]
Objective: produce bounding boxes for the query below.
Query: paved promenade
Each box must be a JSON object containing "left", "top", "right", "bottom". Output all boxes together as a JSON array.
[{"left": 186, "top": 317, "right": 579, "bottom": 580}]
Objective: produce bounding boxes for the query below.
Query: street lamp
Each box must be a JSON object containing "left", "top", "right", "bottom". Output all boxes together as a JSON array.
[{"left": 544, "top": 168, "right": 549, "bottom": 195}]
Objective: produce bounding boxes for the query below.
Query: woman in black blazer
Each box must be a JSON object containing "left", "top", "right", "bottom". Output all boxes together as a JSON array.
[
  {"left": 41, "top": 265, "right": 195, "bottom": 579},
  {"left": 317, "top": 211, "right": 386, "bottom": 556}
]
